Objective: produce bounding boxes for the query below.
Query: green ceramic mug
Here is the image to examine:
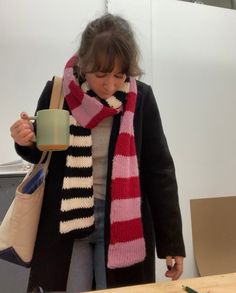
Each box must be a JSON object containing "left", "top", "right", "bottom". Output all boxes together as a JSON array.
[{"left": 30, "top": 109, "right": 70, "bottom": 151}]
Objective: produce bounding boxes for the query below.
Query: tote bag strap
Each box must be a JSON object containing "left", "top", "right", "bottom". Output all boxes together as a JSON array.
[
  {"left": 49, "top": 76, "right": 64, "bottom": 109},
  {"left": 38, "top": 76, "right": 64, "bottom": 166}
]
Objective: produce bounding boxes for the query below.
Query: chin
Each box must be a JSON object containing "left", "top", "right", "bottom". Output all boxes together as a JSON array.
[{"left": 100, "top": 94, "right": 111, "bottom": 100}]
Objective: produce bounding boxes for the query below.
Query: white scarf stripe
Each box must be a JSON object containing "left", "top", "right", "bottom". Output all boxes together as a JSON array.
[
  {"left": 60, "top": 216, "right": 95, "bottom": 233},
  {"left": 81, "top": 81, "right": 89, "bottom": 92},
  {"left": 106, "top": 96, "right": 122, "bottom": 109},
  {"left": 61, "top": 196, "right": 94, "bottom": 211},
  {"left": 66, "top": 155, "right": 92, "bottom": 168},
  {"left": 63, "top": 176, "right": 93, "bottom": 189},
  {"left": 115, "top": 80, "right": 129, "bottom": 93},
  {"left": 70, "top": 135, "right": 92, "bottom": 147},
  {"left": 70, "top": 115, "right": 79, "bottom": 126}
]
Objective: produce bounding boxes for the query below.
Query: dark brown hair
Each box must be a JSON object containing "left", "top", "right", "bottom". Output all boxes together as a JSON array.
[{"left": 77, "top": 13, "right": 143, "bottom": 77}]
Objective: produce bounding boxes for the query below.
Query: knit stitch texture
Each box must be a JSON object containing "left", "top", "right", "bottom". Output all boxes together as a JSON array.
[{"left": 61, "top": 55, "right": 146, "bottom": 268}]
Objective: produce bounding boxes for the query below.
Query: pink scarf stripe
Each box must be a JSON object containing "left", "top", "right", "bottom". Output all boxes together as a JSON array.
[
  {"left": 110, "top": 198, "right": 141, "bottom": 223},
  {"left": 107, "top": 238, "right": 146, "bottom": 269},
  {"left": 119, "top": 111, "right": 135, "bottom": 135},
  {"left": 72, "top": 95, "right": 104, "bottom": 127},
  {"left": 112, "top": 177, "right": 140, "bottom": 199},
  {"left": 112, "top": 155, "right": 139, "bottom": 179},
  {"left": 129, "top": 77, "right": 137, "bottom": 94},
  {"left": 110, "top": 218, "right": 144, "bottom": 244}
]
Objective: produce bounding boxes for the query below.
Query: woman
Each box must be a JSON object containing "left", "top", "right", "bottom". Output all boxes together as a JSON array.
[{"left": 10, "top": 13, "right": 185, "bottom": 292}]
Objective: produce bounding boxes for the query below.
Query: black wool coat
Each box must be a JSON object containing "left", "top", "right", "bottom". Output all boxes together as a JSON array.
[{"left": 16, "top": 79, "right": 185, "bottom": 292}]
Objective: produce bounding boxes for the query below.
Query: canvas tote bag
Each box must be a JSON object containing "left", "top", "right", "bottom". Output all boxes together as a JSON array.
[{"left": 0, "top": 76, "right": 63, "bottom": 267}]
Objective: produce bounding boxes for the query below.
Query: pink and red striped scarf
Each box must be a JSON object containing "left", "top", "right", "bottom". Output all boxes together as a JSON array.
[{"left": 62, "top": 55, "right": 146, "bottom": 268}]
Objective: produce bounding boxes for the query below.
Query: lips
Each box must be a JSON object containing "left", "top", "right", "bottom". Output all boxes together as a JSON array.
[{"left": 100, "top": 91, "right": 113, "bottom": 98}]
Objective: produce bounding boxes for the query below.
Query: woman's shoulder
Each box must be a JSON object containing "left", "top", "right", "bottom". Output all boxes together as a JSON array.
[
  {"left": 36, "top": 79, "right": 54, "bottom": 109},
  {"left": 136, "top": 79, "right": 156, "bottom": 104},
  {"left": 136, "top": 79, "right": 151, "bottom": 92}
]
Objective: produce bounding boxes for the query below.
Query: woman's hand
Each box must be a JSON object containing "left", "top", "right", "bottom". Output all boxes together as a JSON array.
[
  {"left": 10, "top": 112, "right": 35, "bottom": 147},
  {"left": 165, "top": 255, "right": 184, "bottom": 280}
]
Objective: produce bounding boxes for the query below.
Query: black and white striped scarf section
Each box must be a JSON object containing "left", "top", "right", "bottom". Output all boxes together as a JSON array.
[{"left": 59, "top": 79, "right": 128, "bottom": 237}]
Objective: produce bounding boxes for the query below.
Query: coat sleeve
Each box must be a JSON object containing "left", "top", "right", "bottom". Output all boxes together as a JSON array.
[
  {"left": 15, "top": 80, "right": 53, "bottom": 164},
  {"left": 140, "top": 85, "right": 186, "bottom": 258}
]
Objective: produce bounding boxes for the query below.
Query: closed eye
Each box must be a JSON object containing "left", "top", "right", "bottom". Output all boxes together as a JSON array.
[
  {"left": 95, "top": 73, "right": 106, "bottom": 78},
  {"left": 115, "top": 74, "right": 125, "bottom": 79}
]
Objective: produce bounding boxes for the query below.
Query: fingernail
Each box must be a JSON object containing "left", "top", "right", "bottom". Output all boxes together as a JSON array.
[{"left": 167, "top": 265, "right": 172, "bottom": 270}]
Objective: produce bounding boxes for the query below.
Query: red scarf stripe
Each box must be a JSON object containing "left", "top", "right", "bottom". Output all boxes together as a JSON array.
[
  {"left": 114, "top": 134, "right": 136, "bottom": 156},
  {"left": 70, "top": 81, "right": 84, "bottom": 100},
  {"left": 66, "top": 55, "right": 78, "bottom": 67},
  {"left": 86, "top": 106, "right": 118, "bottom": 128},
  {"left": 112, "top": 177, "right": 140, "bottom": 199},
  {"left": 66, "top": 94, "right": 82, "bottom": 110},
  {"left": 109, "top": 218, "right": 144, "bottom": 244},
  {"left": 124, "top": 92, "right": 137, "bottom": 112}
]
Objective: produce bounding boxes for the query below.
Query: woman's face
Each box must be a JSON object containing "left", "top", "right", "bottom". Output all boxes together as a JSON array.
[{"left": 85, "top": 59, "right": 126, "bottom": 99}]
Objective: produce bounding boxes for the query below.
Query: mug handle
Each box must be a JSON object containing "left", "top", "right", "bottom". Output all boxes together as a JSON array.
[
  {"left": 27, "top": 116, "right": 37, "bottom": 142},
  {"left": 28, "top": 116, "right": 37, "bottom": 121}
]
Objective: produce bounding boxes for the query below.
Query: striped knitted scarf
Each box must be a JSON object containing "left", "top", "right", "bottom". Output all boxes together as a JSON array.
[{"left": 61, "top": 55, "right": 146, "bottom": 268}]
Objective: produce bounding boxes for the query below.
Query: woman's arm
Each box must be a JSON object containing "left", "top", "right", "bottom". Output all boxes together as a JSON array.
[{"left": 140, "top": 85, "right": 185, "bottom": 258}]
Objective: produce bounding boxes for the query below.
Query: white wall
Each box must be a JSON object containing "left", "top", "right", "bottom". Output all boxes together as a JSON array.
[
  {"left": 0, "top": 0, "right": 105, "bottom": 164},
  {"left": 109, "top": 0, "right": 236, "bottom": 281}
]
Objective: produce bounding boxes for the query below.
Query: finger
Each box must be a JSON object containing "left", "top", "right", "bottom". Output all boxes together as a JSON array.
[
  {"left": 165, "top": 257, "right": 184, "bottom": 280},
  {"left": 10, "top": 119, "right": 24, "bottom": 132},
  {"left": 20, "top": 112, "right": 29, "bottom": 119},
  {"left": 166, "top": 256, "right": 173, "bottom": 271},
  {"left": 175, "top": 256, "right": 184, "bottom": 265},
  {"left": 172, "top": 262, "right": 184, "bottom": 280},
  {"left": 11, "top": 122, "right": 32, "bottom": 140},
  {"left": 11, "top": 126, "right": 35, "bottom": 145},
  {"left": 16, "top": 132, "right": 35, "bottom": 146},
  {"left": 165, "top": 266, "right": 183, "bottom": 280}
]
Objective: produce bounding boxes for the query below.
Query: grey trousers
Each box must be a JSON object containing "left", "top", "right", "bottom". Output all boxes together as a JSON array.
[{"left": 66, "top": 198, "right": 107, "bottom": 292}]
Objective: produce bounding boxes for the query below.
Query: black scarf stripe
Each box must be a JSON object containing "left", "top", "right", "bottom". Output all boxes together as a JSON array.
[
  {"left": 64, "top": 167, "right": 92, "bottom": 177},
  {"left": 67, "top": 147, "right": 92, "bottom": 157},
  {"left": 114, "top": 91, "right": 127, "bottom": 103},
  {"left": 61, "top": 226, "right": 95, "bottom": 238},
  {"left": 61, "top": 188, "right": 93, "bottom": 198},
  {"left": 60, "top": 207, "right": 94, "bottom": 221},
  {"left": 85, "top": 89, "right": 126, "bottom": 108},
  {"left": 86, "top": 89, "right": 97, "bottom": 97},
  {"left": 70, "top": 125, "right": 91, "bottom": 136}
]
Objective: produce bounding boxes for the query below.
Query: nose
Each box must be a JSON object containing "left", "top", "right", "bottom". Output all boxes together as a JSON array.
[{"left": 103, "top": 76, "right": 115, "bottom": 92}]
